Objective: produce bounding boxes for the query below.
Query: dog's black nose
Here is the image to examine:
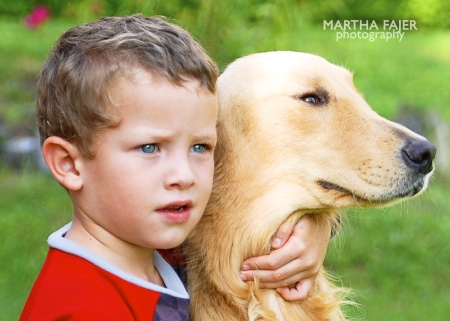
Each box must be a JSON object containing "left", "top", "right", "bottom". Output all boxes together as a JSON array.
[{"left": 401, "top": 138, "right": 436, "bottom": 174}]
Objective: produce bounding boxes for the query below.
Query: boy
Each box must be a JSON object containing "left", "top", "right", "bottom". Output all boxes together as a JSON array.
[{"left": 20, "top": 14, "right": 332, "bottom": 320}]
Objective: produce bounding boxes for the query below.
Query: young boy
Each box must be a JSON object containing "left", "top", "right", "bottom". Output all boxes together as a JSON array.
[{"left": 20, "top": 14, "right": 332, "bottom": 320}]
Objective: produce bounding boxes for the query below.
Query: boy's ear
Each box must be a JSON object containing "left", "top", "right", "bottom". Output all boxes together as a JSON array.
[{"left": 42, "top": 136, "right": 83, "bottom": 191}]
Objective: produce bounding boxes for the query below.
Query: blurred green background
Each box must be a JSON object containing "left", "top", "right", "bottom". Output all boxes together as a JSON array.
[{"left": 1, "top": 1, "right": 449, "bottom": 320}]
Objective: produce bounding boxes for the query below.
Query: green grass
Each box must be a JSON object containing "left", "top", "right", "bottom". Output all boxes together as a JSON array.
[
  {"left": 0, "top": 12, "right": 449, "bottom": 321},
  {"left": 327, "top": 177, "right": 450, "bottom": 320},
  {"left": 0, "top": 167, "right": 71, "bottom": 318},
  {"left": 0, "top": 17, "right": 76, "bottom": 123}
]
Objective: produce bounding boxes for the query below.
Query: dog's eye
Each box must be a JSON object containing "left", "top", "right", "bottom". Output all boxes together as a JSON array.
[
  {"left": 304, "top": 96, "right": 320, "bottom": 104},
  {"left": 301, "top": 95, "right": 321, "bottom": 104},
  {"left": 294, "top": 93, "right": 328, "bottom": 106}
]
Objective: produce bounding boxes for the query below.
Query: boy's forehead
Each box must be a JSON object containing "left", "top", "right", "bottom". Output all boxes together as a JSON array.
[
  {"left": 112, "top": 67, "right": 209, "bottom": 94},
  {"left": 111, "top": 67, "right": 153, "bottom": 86},
  {"left": 108, "top": 68, "right": 217, "bottom": 114}
]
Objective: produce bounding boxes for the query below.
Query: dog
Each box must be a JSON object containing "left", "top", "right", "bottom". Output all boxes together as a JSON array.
[{"left": 185, "top": 51, "right": 436, "bottom": 321}]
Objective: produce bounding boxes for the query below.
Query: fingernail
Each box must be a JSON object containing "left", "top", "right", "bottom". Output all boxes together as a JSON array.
[
  {"left": 273, "top": 238, "right": 282, "bottom": 248},
  {"left": 241, "top": 264, "right": 250, "bottom": 271},
  {"left": 240, "top": 274, "right": 247, "bottom": 282}
]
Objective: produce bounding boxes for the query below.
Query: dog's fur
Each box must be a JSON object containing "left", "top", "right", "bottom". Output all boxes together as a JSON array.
[{"left": 185, "top": 51, "right": 436, "bottom": 321}]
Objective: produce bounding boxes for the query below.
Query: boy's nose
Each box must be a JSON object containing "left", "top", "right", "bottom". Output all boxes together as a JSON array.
[{"left": 164, "top": 157, "right": 196, "bottom": 189}]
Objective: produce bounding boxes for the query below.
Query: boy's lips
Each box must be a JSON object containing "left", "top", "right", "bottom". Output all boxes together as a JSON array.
[{"left": 156, "top": 200, "right": 193, "bottom": 223}]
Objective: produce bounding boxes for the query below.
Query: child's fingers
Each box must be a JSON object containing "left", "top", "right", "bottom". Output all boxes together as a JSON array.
[
  {"left": 276, "top": 278, "right": 314, "bottom": 301},
  {"left": 271, "top": 219, "right": 295, "bottom": 249}
]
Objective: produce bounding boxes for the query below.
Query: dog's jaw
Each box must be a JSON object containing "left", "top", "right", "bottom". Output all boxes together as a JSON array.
[{"left": 317, "top": 167, "right": 434, "bottom": 207}]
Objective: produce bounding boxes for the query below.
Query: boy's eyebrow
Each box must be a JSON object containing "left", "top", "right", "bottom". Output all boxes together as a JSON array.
[
  {"left": 134, "top": 127, "right": 217, "bottom": 142},
  {"left": 192, "top": 127, "right": 218, "bottom": 139},
  {"left": 192, "top": 134, "right": 217, "bottom": 142}
]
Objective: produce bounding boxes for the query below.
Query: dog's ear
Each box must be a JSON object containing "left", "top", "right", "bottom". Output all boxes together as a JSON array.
[{"left": 42, "top": 136, "right": 83, "bottom": 191}]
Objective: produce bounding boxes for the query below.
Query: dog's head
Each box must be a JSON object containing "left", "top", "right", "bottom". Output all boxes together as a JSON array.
[{"left": 216, "top": 51, "right": 436, "bottom": 211}]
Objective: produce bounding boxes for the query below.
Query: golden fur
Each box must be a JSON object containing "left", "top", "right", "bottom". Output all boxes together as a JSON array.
[{"left": 185, "top": 51, "right": 436, "bottom": 321}]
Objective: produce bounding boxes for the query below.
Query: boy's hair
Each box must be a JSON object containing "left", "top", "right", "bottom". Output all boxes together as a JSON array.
[{"left": 37, "top": 14, "right": 219, "bottom": 158}]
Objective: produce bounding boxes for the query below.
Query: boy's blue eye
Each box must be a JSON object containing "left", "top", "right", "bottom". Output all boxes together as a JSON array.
[
  {"left": 141, "top": 144, "right": 157, "bottom": 154},
  {"left": 192, "top": 144, "right": 207, "bottom": 153}
]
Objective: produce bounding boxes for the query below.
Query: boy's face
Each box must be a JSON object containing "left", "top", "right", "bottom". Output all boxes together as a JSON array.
[{"left": 75, "top": 70, "right": 218, "bottom": 250}]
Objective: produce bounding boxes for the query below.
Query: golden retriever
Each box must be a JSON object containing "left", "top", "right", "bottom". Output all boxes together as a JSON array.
[{"left": 185, "top": 51, "right": 436, "bottom": 321}]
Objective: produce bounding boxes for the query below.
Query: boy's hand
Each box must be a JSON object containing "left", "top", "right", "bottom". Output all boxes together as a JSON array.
[{"left": 239, "top": 215, "right": 331, "bottom": 301}]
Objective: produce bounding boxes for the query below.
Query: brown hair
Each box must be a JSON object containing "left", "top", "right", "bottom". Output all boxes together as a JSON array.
[{"left": 37, "top": 14, "right": 219, "bottom": 157}]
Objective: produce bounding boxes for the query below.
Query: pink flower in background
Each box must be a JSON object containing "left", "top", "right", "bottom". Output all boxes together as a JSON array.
[{"left": 23, "top": 5, "right": 51, "bottom": 30}]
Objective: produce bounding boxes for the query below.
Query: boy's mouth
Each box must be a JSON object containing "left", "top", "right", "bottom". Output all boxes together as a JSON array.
[
  {"left": 158, "top": 200, "right": 193, "bottom": 211},
  {"left": 162, "top": 205, "right": 186, "bottom": 212},
  {"left": 157, "top": 201, "right": 193, "bottom": 223}
]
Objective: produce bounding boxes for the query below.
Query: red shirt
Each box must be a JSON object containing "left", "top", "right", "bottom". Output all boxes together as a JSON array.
[{"left": 19, "top": 224, "right": 190, "bottom": 321}]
